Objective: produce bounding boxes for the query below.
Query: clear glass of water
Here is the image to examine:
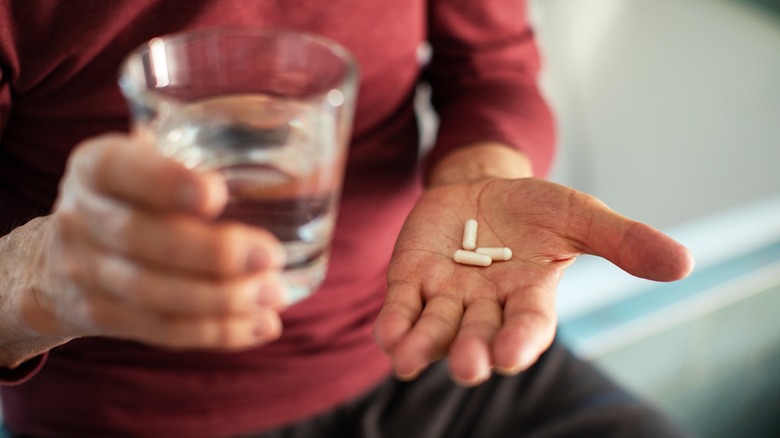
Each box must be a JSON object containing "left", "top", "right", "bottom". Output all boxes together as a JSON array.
[{"left": 118, "top": 28, "right": 359, "bottom": 304}]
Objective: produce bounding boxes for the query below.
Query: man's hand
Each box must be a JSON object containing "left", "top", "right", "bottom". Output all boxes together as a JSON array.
[
  {"left": 374, "top": 145, "right": 694, "bottom": 386},
  {"left": 1, "top": 134, "right": 287, "bottom": 368}
]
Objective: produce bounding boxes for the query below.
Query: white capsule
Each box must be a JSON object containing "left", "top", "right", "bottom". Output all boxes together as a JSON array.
[
  {"left": 453, "top": 249, "right": 492, "bottom": 267},
  {"left": 476, "top": 247, "right": 513, "bottom": 261},
  {"left": 462, "top": 219, "right": 478, "bottom": 250}
]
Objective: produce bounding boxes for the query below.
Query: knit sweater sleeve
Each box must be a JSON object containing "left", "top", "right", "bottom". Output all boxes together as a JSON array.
[
  {"left": 0, "top": 354, "right": 47, "bottom": 386},
  {"left": 424, "top": 0, "right": 556, "bottom": 177}
]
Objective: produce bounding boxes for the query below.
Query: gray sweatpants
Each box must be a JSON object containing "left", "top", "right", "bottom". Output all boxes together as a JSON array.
[{"left": 246, "top": 339, "right": 693, "bottom": 438}]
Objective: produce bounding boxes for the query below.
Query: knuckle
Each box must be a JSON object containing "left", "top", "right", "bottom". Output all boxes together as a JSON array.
[
  {"left": 75, "top": 298, "right": 108, "bottom": 331},
  {"left": 212, "top": 282, "right": 245, "bottom": 313},
  {"left": 161, "top": 318, "right": 249, "bottom": 350},
  {"left": 70, "top": 136, "right": 115, "bottom": 184},
  {"left": 61, "top": 256, "right": 86, "bottom": 285},
  {"left": 99, "top": 255, "right": 141, "bottom": 300},
  {"left": 217, "top": 326, "right": 242, "bottom": 349},
  {"left": 209, "top": 224, "right": 247, "bottom": 273},
  {"left": 87, "top": 195, "right": 136, "bottom": 236},
  {"left": 463, "top": 318, "right": 499, "bottom": 336},
  {"left": 57, "top": 251, "right": 97, "bottom": 293},
  {"left": 136, "top": 317, "right": 193, "bottom": 351},
  {"left": 66, "top": 140, "right": 96, "bottom": 174},
  {"left": 101, "top": 209, "right": 135, "bottom": 242},
  {"left": 174, "top": 280, "right": 236, "bottom": 315},
  {"left": 155, "top": 230, "right": 192, "bottom": 267},
  {"left": 54, "top": 208, "right": 82, "bottom": 238},
  {"left": 209, "top": 319, "right": 248, "bottom": 349}
]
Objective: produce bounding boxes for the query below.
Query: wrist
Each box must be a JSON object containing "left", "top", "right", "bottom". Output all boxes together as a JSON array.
[
  {"left": 0, "top": 217, "right": 72, "bottom": 368},
  {"left": 427, "top": 142, "right": 534, "bottom": 188}
]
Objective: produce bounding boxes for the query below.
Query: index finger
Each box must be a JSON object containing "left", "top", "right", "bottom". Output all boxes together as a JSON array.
[{"left": 69, "top": 133, "right": 227, "bottom": 217}]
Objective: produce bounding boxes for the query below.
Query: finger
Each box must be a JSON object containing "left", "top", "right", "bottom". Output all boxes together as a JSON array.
[
  {"left": 447, "top": 296, "right": 502, "bottom": 386},
  {"left": 75, "top": 291, "right": 283, "bottom": 350},
  {"left": 567, "top": 191, "right": 695, "bottom": 281},
  {"left": 74, "top": 193, "right": 284, "bottom": 276},
  {"left": 390, "top": 293, "right": 463, "bottom": 380},
  {"left": 374, "top": 280, "right": 423, "bottom": 353},
  {"left": 492, "top": 285, "right": 556, "bottom": 374},
  {"left": 69, "top": 133, "right": 227, "bottom": 217},
  {"left": 91, "top": 251, "right": 288, "bottom": 316}
]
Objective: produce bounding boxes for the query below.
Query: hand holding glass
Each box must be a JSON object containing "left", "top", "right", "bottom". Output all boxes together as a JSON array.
[{"left": 119, "top": 28, "right": 359, "bottom": 304}]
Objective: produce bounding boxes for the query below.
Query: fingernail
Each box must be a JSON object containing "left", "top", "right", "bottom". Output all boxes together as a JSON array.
[
  {"left": 394, "top": 364, "right": 423, "bottom": 381},
  {"left": 395, "top": 370, "right": 420, "bottom": 382},
  {"left": 253, "top": 313, "right": 282, "bottom": 341},
  {"left": 200, "top": 172, "right": 229, "bottom": 216},
  {"left": 451, "top": 368, "right": 491, "bottom": 387},
  {"left": 177, "top": 172, "right": 227, "bottom": 216},
  {"left": 256, "top": 280, "right": 288, "bottom": 309},
  {"left": 494, "top": 366, "right": 521, "bottom": 376},
  {"left": 452, "top": 375, "right": 487, "bottom": 387},
  {"left": 247, "top": 243, "right": 287, "bottom": 272}
]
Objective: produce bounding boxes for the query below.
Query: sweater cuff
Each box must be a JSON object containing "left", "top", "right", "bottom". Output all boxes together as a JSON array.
[{"left": 0, "top": 353, "right": 47, "bottom": 386}]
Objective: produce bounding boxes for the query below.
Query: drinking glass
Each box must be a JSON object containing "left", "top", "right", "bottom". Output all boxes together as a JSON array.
[{"left": 119, "top": 27, "right": 359, "bottom": 304}]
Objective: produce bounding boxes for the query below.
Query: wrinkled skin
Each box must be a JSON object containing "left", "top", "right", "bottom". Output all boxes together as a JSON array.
[
  {"left": 1, "top": 134, "right": 288, "bottom": 369},
  {"left": 375, "top": 177, "right": 694, "bottom": 386}
]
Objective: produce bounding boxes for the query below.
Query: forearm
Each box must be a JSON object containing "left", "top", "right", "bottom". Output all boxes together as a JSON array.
[
  {"left": 427, "top": 142, "right": 535, "bottom": 188},
  {"left": 426, "top": 1, "right": 556, "bottom": 179},
  {"left": 0, "top": 217, "right": 72, "bottom": 369}
]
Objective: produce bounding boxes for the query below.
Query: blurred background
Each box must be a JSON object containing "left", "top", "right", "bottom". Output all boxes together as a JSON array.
[{"left": 529, "top": 0, "right": 780, "bottom": 436}]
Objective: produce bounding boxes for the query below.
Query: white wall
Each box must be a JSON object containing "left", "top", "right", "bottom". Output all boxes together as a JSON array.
[
  {"left": 531, "top": 7, "right": 780, "bottom": 434},
  {"left": 532, "top": 0, "right": 780, "bottom": 229}
]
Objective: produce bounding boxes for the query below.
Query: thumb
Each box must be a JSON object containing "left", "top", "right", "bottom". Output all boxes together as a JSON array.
[{"left": 570, "top": 194, "right": 695, "bottom": 282}]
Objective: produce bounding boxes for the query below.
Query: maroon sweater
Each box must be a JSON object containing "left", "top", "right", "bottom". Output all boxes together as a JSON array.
[{"left": 0, "top": 1, "right": 554, "bottom": 436}]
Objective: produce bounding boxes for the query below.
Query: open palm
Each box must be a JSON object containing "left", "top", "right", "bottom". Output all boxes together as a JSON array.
[{"left": 375, "top": 177, "right": 693, "bottom": 385}]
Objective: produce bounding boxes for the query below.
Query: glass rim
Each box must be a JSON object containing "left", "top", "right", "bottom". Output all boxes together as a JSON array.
[{"left": 118, "top": 26, "right": 360, "bottom": 106}]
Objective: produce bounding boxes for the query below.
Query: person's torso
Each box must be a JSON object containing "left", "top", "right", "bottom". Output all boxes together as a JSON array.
[{"left": 0, "top": 1, "right": 425, "bottom": 436}]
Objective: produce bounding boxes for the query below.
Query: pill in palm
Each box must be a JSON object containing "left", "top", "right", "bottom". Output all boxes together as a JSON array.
[
  {"left": 462, "top": 218, "right": 478, "bottom": 250},
  {"left": 453, "top": 249, "right": 492, "bottom": 267},
  {"left": 476, "top": 247, "right": 513, "bottom": 261}
]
